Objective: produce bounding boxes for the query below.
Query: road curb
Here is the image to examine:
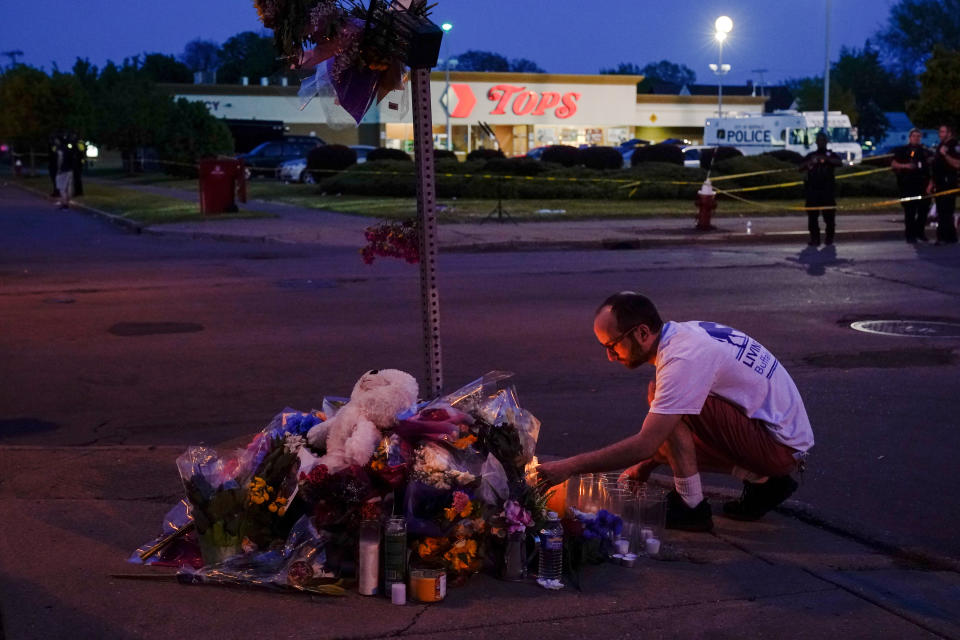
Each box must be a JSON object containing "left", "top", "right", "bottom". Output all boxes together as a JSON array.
[{"left": 441, "top": 228, "right": 905, "bottom": 253}]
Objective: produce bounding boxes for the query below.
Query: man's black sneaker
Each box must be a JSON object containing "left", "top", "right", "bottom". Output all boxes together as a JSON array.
[
  {"left": 665, "top": 490, "right": 714, "bottom": 532},
  {"left": 723, "top": 475, "right": 798, "bottom": 521}
]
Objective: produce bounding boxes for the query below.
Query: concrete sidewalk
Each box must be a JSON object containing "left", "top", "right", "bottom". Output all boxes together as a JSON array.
[
  {"left": 2, "top": 445, "right": 959, "bottom": 639},
  {"left": 60, "top": 179, "right": 910, "bottom": 251}
]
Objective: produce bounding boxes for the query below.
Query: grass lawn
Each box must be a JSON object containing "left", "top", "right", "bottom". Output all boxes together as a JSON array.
[
  {"left": 13, "top": 175, "right": 269, "bottom": 225},
  {"left": 244, "top": 181, "right": 898, "bottom": 222},
  {"left": 88, "top": 170, "right": 901, "bottom": 223}
]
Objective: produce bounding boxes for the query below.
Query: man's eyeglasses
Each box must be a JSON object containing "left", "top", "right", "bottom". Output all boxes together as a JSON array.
[{"left": 602, "top": 324, "right": 640, "bottom": 352}]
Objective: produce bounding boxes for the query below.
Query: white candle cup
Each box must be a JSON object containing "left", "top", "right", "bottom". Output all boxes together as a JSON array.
[
  {"left": 621, "top": 553, "right": 637, "bottom": 568},
  {"left": 645, "top": 537, "right": 661, "bottom": 556},
  {"left": 615, "top": 538, "right": 630, "bottom": 555},
  {"left": 641, "top": 527, "right": 654, "bottom": 541},
  {"left": 391, "top": 582, "right": 406, "bottom": 605}
]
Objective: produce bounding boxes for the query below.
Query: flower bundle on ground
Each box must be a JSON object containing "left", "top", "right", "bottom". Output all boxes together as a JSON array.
[{"left": 136, "top": 373, "right": 550, "bottom": 594}]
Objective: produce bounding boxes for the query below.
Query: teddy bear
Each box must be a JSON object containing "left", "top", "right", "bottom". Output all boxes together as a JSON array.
[{"left": 300, "top": 369, "right": 419, "bottom": 474}]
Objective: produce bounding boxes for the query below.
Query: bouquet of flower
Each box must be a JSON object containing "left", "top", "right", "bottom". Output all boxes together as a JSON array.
[
  {"left": 360, "top": 218, "right": 419, "bottom": 265},
  {"left": 254, "top": 0, "right": 438, "bottom": 123},
  {"left": 561, "top": 508, "right": 624, "bottom": 591}
]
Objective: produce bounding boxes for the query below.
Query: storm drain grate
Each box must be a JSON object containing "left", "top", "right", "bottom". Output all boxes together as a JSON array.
[
  {"left": 108, "top": 322, "right": 204, "bottom": 337},
  {"left": 850, "top": 320, "right": 960, "bottom": 338}
]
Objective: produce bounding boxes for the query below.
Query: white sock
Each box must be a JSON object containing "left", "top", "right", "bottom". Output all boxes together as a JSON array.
[
  {"left": 674, "top": 474, "right": 703, "bottom": 508},
  {"left": 732, "top": 466, "right": 768, "bottom": 483}
]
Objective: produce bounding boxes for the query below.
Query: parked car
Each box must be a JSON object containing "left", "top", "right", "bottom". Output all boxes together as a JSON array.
[
  {"left": 277, "top": 157, "right": 311, "bottom": 183},
  {"left": 681, "top": 145, "right": 714, "bottom": 168},
  {"left": 350, "top": 145, "right": 376, "bottom": 164},
  {"left": 238, "top": 136, "right": 324, "bottom": 178},
  {"left": 618, "top": 138, "right": 650, "bottom": 167}
]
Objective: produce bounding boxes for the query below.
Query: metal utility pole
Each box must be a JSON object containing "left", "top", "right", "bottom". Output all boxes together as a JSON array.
[
  {"left": 823, "top": 0, "right": 831, "bottom": 132},
  {"left": 410, "top": 67, "right": 443, "bottom": 397}
]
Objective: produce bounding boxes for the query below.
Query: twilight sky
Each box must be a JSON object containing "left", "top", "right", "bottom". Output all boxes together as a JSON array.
[{"left": 3, "top": 0, "right": 896, "bottom": 86}]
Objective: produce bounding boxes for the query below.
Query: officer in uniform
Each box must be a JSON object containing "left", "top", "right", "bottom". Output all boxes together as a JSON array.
[
  {"left": 800, "top": 131, "right": 843, "bottom": 246},
  {"left": 891, "top": 128, "right": 932, "bottom": 243},
  {"left": 929, "top": 124, "right": 959, "bottom": 244}
]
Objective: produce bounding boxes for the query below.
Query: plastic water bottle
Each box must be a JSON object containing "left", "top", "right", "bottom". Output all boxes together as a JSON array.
[{"left": 537, "top": 511, "right": 564, "bottom": 582}]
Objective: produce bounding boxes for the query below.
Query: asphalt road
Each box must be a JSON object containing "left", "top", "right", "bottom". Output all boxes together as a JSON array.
[{"left": 3, "top": 184, "right": 960, "bottom": 563}]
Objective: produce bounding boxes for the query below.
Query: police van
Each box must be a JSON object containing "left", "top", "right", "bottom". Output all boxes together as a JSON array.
[{"left": 704, "top": 110, "right": 862, "bottom": 165}]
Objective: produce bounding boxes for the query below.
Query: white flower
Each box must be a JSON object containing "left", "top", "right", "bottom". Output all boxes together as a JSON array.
[{"left": 284, "top": 434, "right": 306, "bottom": 454}]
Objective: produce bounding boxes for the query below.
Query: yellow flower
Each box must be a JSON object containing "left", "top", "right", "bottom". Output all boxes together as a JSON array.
[{"left": 247, "top": 477, "right": 272, "bottom": 505}]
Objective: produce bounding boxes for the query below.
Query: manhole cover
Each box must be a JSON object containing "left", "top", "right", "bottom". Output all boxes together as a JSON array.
[
  {"left": 108, "top": 322, "right": 204, "bottom": 336},
  {"left": 850, "top": 320, "right": 960, "bottom": 338}
]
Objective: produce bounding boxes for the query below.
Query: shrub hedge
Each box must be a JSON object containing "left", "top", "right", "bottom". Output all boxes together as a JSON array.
[
  {"left": 632, "top": 144, "right": 683, "bottom": 166},
  {"left": 366, "top": 147, "right": 412, "bottom": 163},
  {"left": 466, "top": 148, "right": 505, "bottom": 161},
  {"left": 539, "top": 145, "right": 581, "bottom": 167},
  {"left": 317, "top": 152, "right": 896, "bottom": 200},
  {"left": 307, "top": 144, "right": 357, "bottom": 180},
  {"left": 580, "top": 146, "right": 625, "bottom": 170}
]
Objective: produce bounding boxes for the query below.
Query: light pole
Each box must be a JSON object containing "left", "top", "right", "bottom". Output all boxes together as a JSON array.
[
  {"left": 709, "top": 16, "right": 733, "bottom": 118},
  {"left": 822, "top": 0, "right": 831, "bottom": 133},
  {"left": 440, "top": 22, "right": 454, "bottom": 151}
]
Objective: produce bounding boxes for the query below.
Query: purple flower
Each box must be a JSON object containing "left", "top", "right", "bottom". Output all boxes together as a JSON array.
[{"left": 503, "top": 500, "right": 533, "bottom": 534}]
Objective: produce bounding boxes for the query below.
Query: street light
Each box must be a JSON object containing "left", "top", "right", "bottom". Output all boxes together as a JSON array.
[
  {"left": 708, "top": 16, "right": 732, "bottom": 118},
  {"left": 441, "top": 22, "right": 455, "bottom": 151}
]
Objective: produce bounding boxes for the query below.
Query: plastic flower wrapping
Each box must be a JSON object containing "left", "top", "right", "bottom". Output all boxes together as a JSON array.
[
  {"left": 253, "top": 0, "right": 438, "bottom": 124},
  {"left": 131, "top": 371, "right": 550, "bottom": 594}
]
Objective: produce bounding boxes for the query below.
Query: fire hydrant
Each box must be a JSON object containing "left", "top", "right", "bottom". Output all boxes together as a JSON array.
[{"left": 695, "top": 179, "right": 717, "bottom": 230}]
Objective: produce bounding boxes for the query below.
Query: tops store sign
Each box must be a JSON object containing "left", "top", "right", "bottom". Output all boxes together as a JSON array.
[{"left": 378, "top": 79, "right": 638, "bottom": 126}]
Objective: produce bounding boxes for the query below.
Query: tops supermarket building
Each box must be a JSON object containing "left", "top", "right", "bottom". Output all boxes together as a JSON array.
[{"left": 164, "top": 71, "right": 767, "bottom": 155}]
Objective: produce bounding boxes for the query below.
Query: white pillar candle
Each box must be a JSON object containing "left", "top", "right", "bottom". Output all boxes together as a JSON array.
[
  {"left": 391, "top": 581, "right": 406, "bottom": 605},
  {"left": 615, "top": 538, "right": 630, "bottom": 555},
  {"left": 641, "top": 527, "right": 654, "bottom": 541},
  {"left": 645, "top": 537, "right": 661, "bottom": 556}
]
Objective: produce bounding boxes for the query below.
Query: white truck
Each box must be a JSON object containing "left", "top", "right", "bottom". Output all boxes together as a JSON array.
[{"left": 704, "top": 110, "right": 862, "bottom": 165}]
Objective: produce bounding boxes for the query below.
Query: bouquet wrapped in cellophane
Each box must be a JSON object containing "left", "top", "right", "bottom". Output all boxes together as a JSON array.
[{"left": 132, "top": 372, "right": 550, "bottom": 595}]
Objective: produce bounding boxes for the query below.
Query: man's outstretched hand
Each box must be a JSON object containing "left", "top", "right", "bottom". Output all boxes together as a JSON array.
[{"left": 536, "top": 458, "right": 578, "bottom": 488}]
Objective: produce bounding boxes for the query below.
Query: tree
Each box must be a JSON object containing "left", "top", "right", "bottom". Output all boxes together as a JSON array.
[
  {"left": 785, "top": 76, "right": 859, "bottom": 123},
  {"left": 875, "top": 0, "right": 960, "bottom": 72},
  {"left": 139, "top": 53, "right": 193, "bottom": 83},
  {"left": 95, "top": 60, "right": 172, "bottom": 171},
  {"left": 599, "top": 62, "right": 644, "bottom": 75},
  {"left": 181, "top": 39, "right": 222, "bottom": 72},
  {"left": 605, "top": 60, "right": 696, "bottom": 93},
  {"left": 907, "top": 46, "right": 960, "bottom": 129},
  {"left": 0, "top": 65, "right": 54, "bottom": 152},
  {"left": 453, "top": 50, "right": 510, "bottom": 72},
  {"left": 156, "top": 99, "right": 234, "bottom": 176},
  {"left": 640, "top": 60, "right": 696, "bottom": 86},
  {"left": 218, "top": 31, "right": 283, "bottom": 84},
  {"left": 831, "top": 44, "right": 916, "bottom": 111},
  {"left": 509, "top": 58, "right": 545, "bottom": 73}
]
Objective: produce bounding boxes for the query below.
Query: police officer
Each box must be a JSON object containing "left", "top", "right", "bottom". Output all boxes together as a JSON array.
[
  {"left": 929, "top": 124, "right": 959, "bottom": 245},
  {"left": 891, "top": 128, "right": 932, "bottom": 243},
  {"left": 800, "top": 131, "right": 842, "bottom": 246}
]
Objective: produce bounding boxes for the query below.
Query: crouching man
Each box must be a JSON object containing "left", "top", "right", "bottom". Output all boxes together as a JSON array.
[{"left": 537, "top": 292, "right": 814, "bottom": 532}]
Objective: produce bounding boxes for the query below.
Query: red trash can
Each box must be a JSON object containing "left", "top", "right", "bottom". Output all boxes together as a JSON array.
[{"left": 199, "top": 157, "right": 247, "bottom": 214}]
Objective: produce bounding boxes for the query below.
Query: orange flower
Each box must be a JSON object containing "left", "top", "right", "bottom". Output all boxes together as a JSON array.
[{"left": 452, "top": 435, "right": 477, "bottom": 450}]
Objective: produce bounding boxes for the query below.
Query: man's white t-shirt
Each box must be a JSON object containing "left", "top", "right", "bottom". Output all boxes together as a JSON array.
[{"left": 648, "top": 321, "right": 814, "bottom": 452}]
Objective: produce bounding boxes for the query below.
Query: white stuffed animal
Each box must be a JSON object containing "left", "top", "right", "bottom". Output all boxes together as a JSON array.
[{"left": 302, "top": 369, "right": 418, "bottom": 474}]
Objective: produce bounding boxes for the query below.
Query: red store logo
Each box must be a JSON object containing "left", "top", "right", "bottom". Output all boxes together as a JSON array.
[{"left": 448, "top": 84, "right": 580, "bottom": 119}]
